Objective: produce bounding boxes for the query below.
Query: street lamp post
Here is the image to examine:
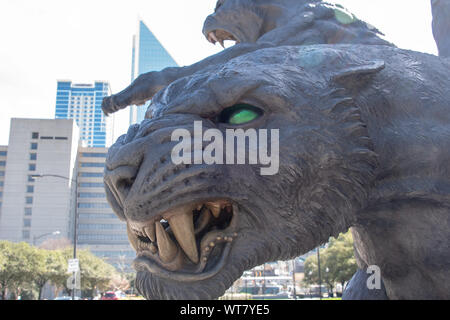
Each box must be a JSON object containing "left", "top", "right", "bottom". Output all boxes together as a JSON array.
[
  {"left": 317, "top": 247, "right": 322, "bottom": 300},
  {"left": 31, "top": 173, "right": 78, "bottom": 300},
  {"left": 33, "top": 231, "right": 61, "bottom": 246},
  {"left": 325, "top": 267, "right": 330, "bottom": 297},
  {"left": 291, "top": 259, "right": 297, "bottom": 300}
]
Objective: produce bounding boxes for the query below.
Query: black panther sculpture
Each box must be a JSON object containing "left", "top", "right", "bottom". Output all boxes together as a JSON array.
[
  {"left": 104, "top": 44, "right": 450, "bottom": 300},
  {"left": 101, "top": 0, "right": 393, "bottom": 115}
]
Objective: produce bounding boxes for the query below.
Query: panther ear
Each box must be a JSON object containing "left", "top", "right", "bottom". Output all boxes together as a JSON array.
[{"left": 331, "top": 60, "right": 385, "bottom": 89}]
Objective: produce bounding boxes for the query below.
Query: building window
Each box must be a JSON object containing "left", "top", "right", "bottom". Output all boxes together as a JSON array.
[
  {"left": 0, "top": 151, "right": 7, "bottom": 156},
  {"left": 26, "top": 186, "right": 34, "bottom": 193},
  {"left": 0, "top": 161, "right": 5, "bottom": 167},
  {"left": 30, "top": 143, "right": 38, "bottom": 150},
  {"left": 78, "top": 234, "right": 128, "bottom": 241},
  {"left": 78, "top": 202, "right": 110, "bottom": 209},
  {"left": 29, "top": 164, "right": 36, "bottom": 171},
  {"left": 23, "top": 219, "right": 31, "bottom": 228},
  {"left": 32, "top": 132, "right": 39, "bottom": 139},
  {"left": 28, "top": 175, "right": 35, "bottom": 182},
  {"left": 25, "top": 197, "right": 33, "bottom": 205},
  {"left": 0, "top": 171, "right": 4, "bottom": 177},
  {"left": 79, "top": 224, "right": 126, "bottom": 230},
  {"left": 82, "top": 153, "right": 107, "bottom": 158},
  {"left": 79, "top": 213, "right": 117, "bottom": 219},
  {"left": 78, "top": 193, "right": 105, "bottom": 198},
  {"left": 0, "top": 181, "right": 4, "bottom": 187},
  {"left": 80, "top": 172, "right": 103, "bottom": 178},
  {"left": 79, "top": 182, "right": 104, "bottom": 188},
  {"left": 30, "top": 153, "right": 37, "bottom": 161},
  {"left": 22, "top": 230, "right": 30, "bottom": 239},
  {"left": 81, "top": 162, "right": 105, "bottom": 168},
  {"left": 24, "top": 208, "right": 32, "bottom": 216}
]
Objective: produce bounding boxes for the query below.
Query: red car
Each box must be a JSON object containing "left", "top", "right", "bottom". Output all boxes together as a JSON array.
[{"left": 101, "top": 292, "right": 119, "bottom": 300}]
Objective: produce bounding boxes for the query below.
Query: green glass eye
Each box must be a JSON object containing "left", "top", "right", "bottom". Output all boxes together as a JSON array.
[
  {"left": 219, "top": 104, "right": 263, "bottom": 125},
  {"left": 229, "top": 109, "right": 260, "bottom": 125}
]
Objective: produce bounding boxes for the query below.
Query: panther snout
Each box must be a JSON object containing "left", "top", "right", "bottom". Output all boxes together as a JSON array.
[
  {"left": 129, "top": 199, "right": 239, "bottom": 280},
  {"left": 105, "top": 165, "right": 138, "bottom": 208}
]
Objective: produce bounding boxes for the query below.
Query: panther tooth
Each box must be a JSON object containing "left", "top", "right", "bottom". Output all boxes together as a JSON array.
[
  {"left": 195, "top": 208, "right": 212, "bottom": 234},
  {"left": 155, "top": 222, "right": 178, "bottom": 263},
  {"left": 209, "top": 32, "right": 218, "bottom": 44},
  {"left": 207, "top": 203, "right": 221, "bottom": 218},
  {"left": 150, "top": 243, "right": 158, "bottom": 254},
  {"left": 169, "top": 210, "right": 199, "bottom": 264},
  {"left": 211, "top": 207, "right": 220, "bottom": 218},
  {"left": 144, "top": 224, "right": 156, "bottom": 243}
]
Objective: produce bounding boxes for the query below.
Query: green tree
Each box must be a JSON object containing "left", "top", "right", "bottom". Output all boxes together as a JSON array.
[
  {"left": 33, "top": 249, "right": 66, "bottom": 300},
  {"left": 323, "top": 232, "right": 357, "bottom": 290},
  {"left": 302, "top": 231, "right": 357, "bottom": 295},
  {"left": 0, "top": 241, "right": 37, "bottom": 300},
  {"left": 61, "top": 249, "right": 117, "bottom": 298}
]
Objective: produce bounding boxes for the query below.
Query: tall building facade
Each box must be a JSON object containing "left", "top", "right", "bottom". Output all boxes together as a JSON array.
[
  {"left": 0, "top": 146, "right": 7, "bottom": 222},
  {"left": 130, "top": 20, "right": 178, "bottom": 124},
  {"left": 0, "top": 119, "right": 79, "bottom": 244},
  {"left": 77, "top": 147, "right": 134, "bottom": 270},
  {"left": 0, "top": 118, "right": 134, "bottom": 269},
  {"left": 55, "top": 80, "right": 112, "bottom": 148}
]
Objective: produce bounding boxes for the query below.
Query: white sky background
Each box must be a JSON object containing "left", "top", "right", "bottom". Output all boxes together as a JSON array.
[{"left": 0, "top": 0, "right": 438, "bottom": 145}]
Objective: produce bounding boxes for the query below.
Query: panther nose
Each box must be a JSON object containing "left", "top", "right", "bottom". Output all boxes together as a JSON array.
[
  {"left": 104, "top": 165, "right": 139, "bottom": 221},
  {"left": 202, "top": 15, "right": 218, "bottom": 38}
]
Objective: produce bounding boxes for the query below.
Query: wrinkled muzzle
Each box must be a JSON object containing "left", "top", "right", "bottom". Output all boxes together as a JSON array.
[{"left": 104, "top": 114, "right": 242, "bottom": 280}]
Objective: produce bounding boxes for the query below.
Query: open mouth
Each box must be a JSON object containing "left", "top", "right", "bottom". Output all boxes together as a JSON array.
[
  {"left": 128, "top": 199, "right": 238, "bottom": 281},
  {"left": 207, "top": 29, "right": 240, "bottom": 48}
]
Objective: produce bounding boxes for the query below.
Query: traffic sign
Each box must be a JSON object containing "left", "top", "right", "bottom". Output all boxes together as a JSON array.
[
  {"left": 67, "top": 271, "right": 81, "bottom": 290},
  {"left": 68, "top": 259, "right": 79, "bottom": 273}
]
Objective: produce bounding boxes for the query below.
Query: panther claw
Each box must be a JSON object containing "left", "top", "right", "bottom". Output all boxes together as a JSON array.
[{"left": 102, "top": 95, "right": 117, "bottom": 116}]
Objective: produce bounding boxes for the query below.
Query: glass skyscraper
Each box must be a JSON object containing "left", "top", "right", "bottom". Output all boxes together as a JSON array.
[
  {"left": 55, "top": 81, "right": 112, "bottom": 147},
  {"left": 130, "top": 20, "right": 178, "bottom": 124}
]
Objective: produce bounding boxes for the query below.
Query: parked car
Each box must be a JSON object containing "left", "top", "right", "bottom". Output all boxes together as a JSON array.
[{"left": 101, "top": 291, "right": 119, "bottom": 300}]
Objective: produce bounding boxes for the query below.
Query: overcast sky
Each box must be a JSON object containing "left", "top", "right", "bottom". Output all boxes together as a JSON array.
[{"left": 0, "top": 0, "right": 438, "bottom": 145}]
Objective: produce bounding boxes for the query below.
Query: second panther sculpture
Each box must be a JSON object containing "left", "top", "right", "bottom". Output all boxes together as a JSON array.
[{"left": 101, "top": 0, "right": 392, "bottom": 115}]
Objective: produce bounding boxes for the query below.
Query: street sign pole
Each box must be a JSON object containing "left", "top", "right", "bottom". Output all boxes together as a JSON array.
[{"left": 68, "top": 258, "right": 80, "bottom": 298}]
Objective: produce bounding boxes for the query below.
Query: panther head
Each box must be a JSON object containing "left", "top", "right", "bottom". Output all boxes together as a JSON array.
[
  {"left": 203, "top": 0, "right": 389, "bottom": 47},
  {"left": 104, "top": 45, "right": 384, "bottom": 299}
]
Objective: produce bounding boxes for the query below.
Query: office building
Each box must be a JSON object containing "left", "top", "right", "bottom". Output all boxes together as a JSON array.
[
  {"left": 130, "top": 20, "right": 178, "bottom": 124},
  {"left": 77, "top": 147, "right": 135, "bottom": 270},
  {"left": 55, "top": 80, "right": 112, "bottom": 148},
  {"left": 0, "top": 146, "right": 7, "bottom": 221},
  {"left": 0, "top": 118, "right": 134, "bottom": 269},
  {"left": 0, "top": 119, "right": 79, "bottom": 244}
]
